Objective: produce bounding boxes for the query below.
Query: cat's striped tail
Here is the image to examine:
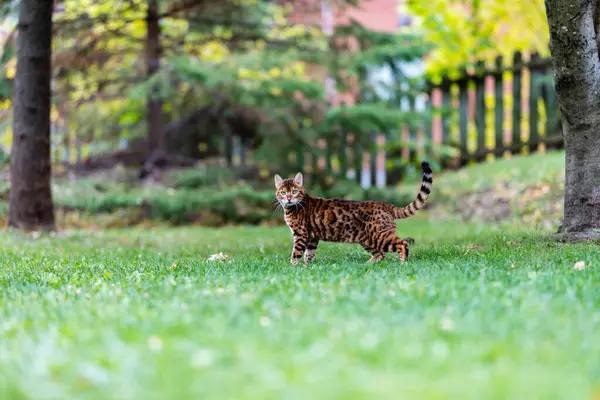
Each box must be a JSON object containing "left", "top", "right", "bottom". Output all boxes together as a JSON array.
[{"left": 392, "top": 161, "right": 433, "bottom": 219}]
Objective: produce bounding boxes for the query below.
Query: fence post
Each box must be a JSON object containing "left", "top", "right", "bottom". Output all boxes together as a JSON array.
[
  {"left": 240, "top": 138, "right": 249, "bottom": 167},
  {"left": 528, "top": 52, "right": 540, "bottom": 153},
  {"left": 312, "top": 147, "right": 319, "bottom": 178},
  {"left": 494, "top": 55, "right": 504, "bottom": 158},
  {"left": 458, "top": 74, "right": 469, "bottom": 165},
  {"left": 408, "top": 94, "right": 417, "bottom": 162},
  {"left": 511, "top": 51, "right": 523, "bottom": 155},
  {"left": 325, "top": 136, "right": 333, "bottom": 174},
  {"left": 354, "top": 135, "right": 362, "bottom": 184},
  {"left": 474, "top": 60, "right": 486, "bottom": 159},
  {"left": 338, "top": 128, "right": 348, "bottom": 178},
  {"left": 424, "top": 88, "right": 433, "bottom": 160},
  {"left": 440, "top": 78, "right": 451, "bottom": 149},
  {"left": 224, "top": 132, "right": 233, "bottom": 167},
  {"left": 369, "top": 131, "right": 377, "bottom": 185},
  {"left": 296, "top": 146, "right": 304, "bottom": 173},
  {"left": 543, "top": 80, "right": 561, "bottom": 151}
]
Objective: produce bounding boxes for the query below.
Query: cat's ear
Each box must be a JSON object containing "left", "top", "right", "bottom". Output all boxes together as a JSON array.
[
  {"left": 293, "top": 172, "right": 303, "bottom": 187},
  {"left": 274, "top": 174, "right": 283, "bottom": 187}
]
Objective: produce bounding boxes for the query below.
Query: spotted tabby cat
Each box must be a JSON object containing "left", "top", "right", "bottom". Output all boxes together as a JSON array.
[{"left": 274, "top": 162, "right": 433, "bottom": 265}]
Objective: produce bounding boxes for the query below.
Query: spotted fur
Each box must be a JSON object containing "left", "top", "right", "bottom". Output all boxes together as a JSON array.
[{"left": 274, "top": 162, "right": 433, "bottom": 265}]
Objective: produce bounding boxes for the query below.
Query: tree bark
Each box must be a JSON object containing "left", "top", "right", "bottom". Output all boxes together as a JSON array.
[
  {"left": 146, "top": 0, "right": 164, "bottom": 153},
  {"left": 8, "top": 0, "right": 56, "bottom": 231},
  {"left": 545, "top": 0, "right": 600, "bottom": 240},
  {"left": 595, "top": 0, "right": 600, "bottom": 55}
]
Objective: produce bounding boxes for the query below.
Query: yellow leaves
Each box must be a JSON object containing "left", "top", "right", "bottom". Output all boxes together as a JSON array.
[
  {"left": 50, "top": 106, "right": 59, "bottom": 123},
  {"left": 238, "top": 68, "right": 251, "bottom": 79},
  {"left": 409, "top": 0, "right": 550, "bottom": 78},
  {"left": 60, "top": 0, "right": 146, "bottom": 21},
  {"left": 269, "top": 24, "right": 306, "bottom": 40},
  {"left": 199, "top": 40, "right": 229, "bottom": 62},
  {"left": 248, "top": 40, "right": 263, "bottom": 51},
  {"left": 236, "top": 62, "right": 307, "bottom": 96},
  {"left": 163, "top": 18, "right": 189, "bottom": 37},
  {"left": 0, "top": 129, "right": 11, "bottom": 153},
  {"left": 5, "top": 58, "right": 16, "bottom": 79},
  {"left": 0, "top": 99, "right": 10, "bottom": 111},
  {"left": 269, "top": 67, "right": 281, "bottom": 78},
  {"left": 292, "top": 61, "right": 306, "bottom": 75},
  {"left": 130, "top": 20, "right": 146, "bottom": 39},
  {"left": 212, "top": 25, "right": 232, "bottom": 40}
]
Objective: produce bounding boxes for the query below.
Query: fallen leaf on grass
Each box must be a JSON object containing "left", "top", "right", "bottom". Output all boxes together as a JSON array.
[
  {"left": 573, "top": 261, "right": 585, "bottom": 271},
  {"left": 207, "top": 252, "right": 231, "bottom": 263},
  {"left": 147, "top": 335, "right": 163, "bottom": 352},
  {"left": 440, "top": 317, "right": 455, "bottom": 332},
  {"left": 190, "top": 348, "right": 215, "bottom": 369},
  {"left": 464, "top": 244, "right": 484, "bottom": 255},
  {"left": 468, "top": 244, "right": 484, "bottom": 250}
]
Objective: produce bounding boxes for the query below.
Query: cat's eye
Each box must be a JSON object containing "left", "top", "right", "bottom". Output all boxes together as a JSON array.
[
  {"left": 280, "top": 190, "right": 286, "bottom": 195},
  {"left": 292, "top": 190, "right": 298, "bottom": 194}
]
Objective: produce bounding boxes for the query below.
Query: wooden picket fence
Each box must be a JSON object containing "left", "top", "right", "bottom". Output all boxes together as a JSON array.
[
  {"left": 283, "top": 50, "right": 564, "bottom": 188},
  {"left": 53, "top": 51, "right": 563, "bottom": 188},
  {"left": 429, "top": 51, "right": 562, "bottom": 165}
]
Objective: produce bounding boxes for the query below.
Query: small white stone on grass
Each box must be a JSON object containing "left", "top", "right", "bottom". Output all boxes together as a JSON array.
[
  {"left": 359, "top": 332, "right": 379, "bottom": 350},
  {"left": 190, "top": 348, "right": 215, "bottom": 368},
  {"left": 207, "top": 252, "right": 230, "bottom": 262},
  {"left": 573, "top": 261, "right": 585, "bottom": 271},
  {"left": 147, "top": 335, "right": 163, "bottom": 352},
  {"left": 440, "top": 317, "right": 455, "bottom": 332}
]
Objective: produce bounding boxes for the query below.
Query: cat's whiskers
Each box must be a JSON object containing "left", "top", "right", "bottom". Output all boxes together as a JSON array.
[{"left": 271, "top": 198, "right": 283, "bottom": 215}]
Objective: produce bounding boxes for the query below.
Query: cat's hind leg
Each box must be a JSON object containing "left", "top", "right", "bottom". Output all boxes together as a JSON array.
[
  {"left": 388, "top": 236, "right": 409, "bottom": 263},
  {"left": 363, "top": 245, "right": 385, "bottom": 263},
  {"left": 367, "top": 232, "right": 409, "bottom": 263}
]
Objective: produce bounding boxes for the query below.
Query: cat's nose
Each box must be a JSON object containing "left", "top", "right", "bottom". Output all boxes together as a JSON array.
[{"left": 286, "top": 196, "right": 292, "bottom": 201}]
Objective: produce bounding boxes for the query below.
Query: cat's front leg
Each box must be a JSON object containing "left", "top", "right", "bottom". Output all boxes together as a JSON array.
[
  {"left": 290, "top": 231, "right": 308, "bottom": 266},
  {"left": 304, "top": 237, "right": 319, "bottom": 264}
]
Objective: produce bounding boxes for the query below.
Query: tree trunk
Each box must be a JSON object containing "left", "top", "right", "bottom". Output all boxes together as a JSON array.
[
  {"left": 146, "top": 0, "right": 164, "bottom": 153},
  {"left": 8, "top": 0, "right": 56, "bottom": 231},
  {"left": 545, "top": 0, "right": 600, "bottom": 240}
]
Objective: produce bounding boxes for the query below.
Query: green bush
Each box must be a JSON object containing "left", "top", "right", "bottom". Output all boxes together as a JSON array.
[
  {"left": 166, "top": 167, "right": 236, "bottom": 189},
  {"left": 46, "top": 175, "right": 419, "bottom": 227}
]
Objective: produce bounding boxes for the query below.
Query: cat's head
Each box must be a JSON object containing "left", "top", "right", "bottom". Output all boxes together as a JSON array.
[{"left": 274, "top": 172, "right": 305, "bottom": 207}]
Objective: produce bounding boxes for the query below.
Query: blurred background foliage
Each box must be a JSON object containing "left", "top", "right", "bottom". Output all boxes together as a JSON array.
[
  {"left": 0, "top": 0, "right": 552, "bottom": 227},
  {"left": 406, "top": 0, "right": 549, "bottom": 80}
]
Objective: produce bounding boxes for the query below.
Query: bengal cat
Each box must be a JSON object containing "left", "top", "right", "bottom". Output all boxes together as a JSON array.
[{"left": 274, "top": 162, "right": 433, "bottom": 265}]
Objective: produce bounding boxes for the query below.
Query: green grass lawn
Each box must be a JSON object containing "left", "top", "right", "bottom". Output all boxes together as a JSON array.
[
  {"left": 0, "top": 214, "right": 598, "bottom": 399},
  {"left": 1, "top": 151, "right": 598, "bottom": 399}
]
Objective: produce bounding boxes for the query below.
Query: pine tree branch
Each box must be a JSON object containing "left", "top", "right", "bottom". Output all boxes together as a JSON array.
[{"left": 160, "top": 0, "right": 213, "bottom": 18}]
